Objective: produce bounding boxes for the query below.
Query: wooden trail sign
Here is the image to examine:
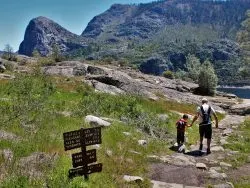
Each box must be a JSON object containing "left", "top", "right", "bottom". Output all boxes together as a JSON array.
[
  {"left": 82, "top": 127, "right": 102, "bottom": 146},
  {"left": 72, "top": 149, "right": 97, "bottom": 168},
  {"left": 63, "top": 129, "right": 81, "bottom": 151},
  {"left": 63, "top": 127, "right": 102, "bottom": 180},
  {"left": 69, "top": 163, "right": 103, "bottom": 179}
]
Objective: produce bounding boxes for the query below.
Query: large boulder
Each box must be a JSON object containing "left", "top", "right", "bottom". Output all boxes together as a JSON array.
[
  {"left": 123, "top": 175, "right": 143, "bottom": 183},
  {"left": 90, "top": 80, "right": 124, "bottom": 95},
  {"left": 85, "top": 115, "right": 111, "bottom": 127},
  {"left": 43, "top": 61, "right": 88, "bottom": 77},
  {"left": 0, "top": 64, "right": 6, "bottom": 73},
  {"left": 86, "top": 70, "right": 159, "bottom": 100},
  {"left": 229, "top": 103, "right": 250, "bottom": 115},
  {"left": 18, "top": 152, "right": 58, "bottom": 179},
  {"left": 0, "top": 130, "right": 21, "bottom": 142}
]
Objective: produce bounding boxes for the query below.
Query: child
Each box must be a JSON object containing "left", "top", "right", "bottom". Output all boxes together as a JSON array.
[{"left": 176, "top": 114, "right": 189, "bottom": 152}]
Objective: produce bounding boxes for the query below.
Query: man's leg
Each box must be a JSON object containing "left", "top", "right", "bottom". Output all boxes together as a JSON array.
[
  {"left": 207, "top": 139, "right": 211, "bottom": 149},
  {"left": 199, "top": 126, "right": 204, "bottom": 151},
  {"left": 206, "top": 124, "right": 212, "bottom": 154},
  {"left": 199, "top": 136, "right": 203, "bottom": 150}
]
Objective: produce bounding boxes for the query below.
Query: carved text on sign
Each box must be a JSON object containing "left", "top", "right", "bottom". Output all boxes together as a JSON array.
[
  {"left": 63, "top": 130, "right": 81, "bottom": 151},
  {"left": 83, "top": 127, "right": 101, "bottom": 146},
  {"left": 72, "top": 149, "right": 97, "bottom": 168}
]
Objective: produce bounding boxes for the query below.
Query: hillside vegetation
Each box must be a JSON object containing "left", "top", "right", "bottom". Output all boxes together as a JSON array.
[
  {"left": 1, "top": 55, "right": 250, "bottom": 187},
  {"left": 0, "top": 71, "right": 201, "bottom": 187}
]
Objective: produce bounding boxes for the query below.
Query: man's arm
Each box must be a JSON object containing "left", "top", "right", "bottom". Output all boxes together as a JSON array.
[{"left": 190, "top": 113, "right": 199, "bottom": 127}]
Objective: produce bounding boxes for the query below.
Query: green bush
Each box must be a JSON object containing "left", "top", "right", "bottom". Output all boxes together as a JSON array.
[
  {"left": 163, "top": 70, "right": 174, "bottom": 79},
  {"left": 118, "top": 59, "right": 129, "bottom": 67},
  {"left": 37, "top": 57, "right": 56, "bottom": 66}
]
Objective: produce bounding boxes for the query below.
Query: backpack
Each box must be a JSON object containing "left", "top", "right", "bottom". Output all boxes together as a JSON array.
[
  {"left": 176, "top": 119, "right": 186, "bottom": 130},
  {"left": 200, "top": 105, "right": 211, "bottom": 125}
]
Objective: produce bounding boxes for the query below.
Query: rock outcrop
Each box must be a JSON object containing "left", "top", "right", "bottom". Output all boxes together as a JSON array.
[
  {"left": 19, "top": 16, "right": 87, "bottom": 56},
  {"left": 18, "top": 152, "right": 58, "bottom": 179},
  {"left": 229, "top": 102, "right": 250, "bottom": 115},
  {"left": 0, "top": 130, "right": 21, "bottom": 142},
  {"left": 85, "top": 115, "right": 111, "bottom": 127},
  {"left": 43, "top": 61, "right": 243, "bottom": 113}
]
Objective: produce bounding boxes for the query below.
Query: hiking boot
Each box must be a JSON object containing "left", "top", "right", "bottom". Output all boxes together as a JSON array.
[
  {"left": 199, "top": 144, "right": 203, "bottom": 151},
  {"left": 207, "top": 148, "right": 211, "bottom": 155}
]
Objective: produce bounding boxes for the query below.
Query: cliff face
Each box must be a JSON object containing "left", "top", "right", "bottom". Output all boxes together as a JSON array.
[
  {"left": 19, "top": 16, "right": 86, "bottom": 56},
  {"left": 81, "top": 0, "right": 250, "bottom": 42},
  {"left": 82, "top": 4, "right": 136, "bottom": 38}
]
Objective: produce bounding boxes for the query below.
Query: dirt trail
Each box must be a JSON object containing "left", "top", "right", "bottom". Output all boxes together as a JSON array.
[{"left": 149, "top": 114, "right": 248, "bottom": 188}]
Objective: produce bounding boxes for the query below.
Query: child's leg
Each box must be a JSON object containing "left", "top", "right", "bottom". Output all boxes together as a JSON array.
[
  {"left": 177, "top": 131, "right": 181, "bottom": 145},
  {"left": 181, "top": 132, "right": 185, "bottom": 145}
]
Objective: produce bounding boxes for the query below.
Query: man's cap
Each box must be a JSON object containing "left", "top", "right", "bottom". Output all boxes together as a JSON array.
[{"left": 201, "top": 98, "right": 208, "bottom": 103}]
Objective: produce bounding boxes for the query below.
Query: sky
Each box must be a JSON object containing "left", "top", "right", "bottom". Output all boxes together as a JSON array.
[{"left": 0, "top": 0, "right": 153, "bottom": 51}]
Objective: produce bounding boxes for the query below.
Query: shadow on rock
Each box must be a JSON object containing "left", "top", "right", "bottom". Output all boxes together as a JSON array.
[
  {"left": 185, "top": 150, "right": 205, "bottom": 157},
  {"left": 169, "top": 145, "right": 179, "bottom": 152}
]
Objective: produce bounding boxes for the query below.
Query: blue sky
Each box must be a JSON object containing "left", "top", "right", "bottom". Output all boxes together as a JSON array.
[{"left": 0, "top": 0, "right": 153, "bottom": 51}]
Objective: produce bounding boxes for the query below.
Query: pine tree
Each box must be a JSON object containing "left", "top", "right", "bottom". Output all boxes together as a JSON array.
[
  {"left": 51, "top": 44, "right": 62, "bottom": 62},
  {"left": 198, "top": 60, "right": 218, "bottom": 96},
  {"left": 186, "top": 54, "right": 201, "bottom": 83}
]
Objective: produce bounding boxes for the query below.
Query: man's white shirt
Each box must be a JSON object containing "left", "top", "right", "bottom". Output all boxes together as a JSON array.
[{"left": 197, "top": 103, "right": 215, "bottom": 124}]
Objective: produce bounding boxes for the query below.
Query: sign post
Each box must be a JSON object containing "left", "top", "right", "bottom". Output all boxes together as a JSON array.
[{"left": 63, "top": 127, "right": 102, "bottom": 180}]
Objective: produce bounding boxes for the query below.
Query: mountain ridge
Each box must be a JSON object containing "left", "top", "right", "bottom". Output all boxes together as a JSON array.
[
  {"left": 19, "top": 0, "right": 250, "bottom": 56},
  {"left": 81, "top": 0, "right": 250, "bottom": 42}
]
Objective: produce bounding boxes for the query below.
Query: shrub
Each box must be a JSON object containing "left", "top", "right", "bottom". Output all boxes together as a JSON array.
[
  {"left": 198, "top": 60, "right": 218, "bottom": 95},
  {"left": 186, "top": 54, "right": 201, "bottom": 82},
  {"left": 117, "top": 59, "right": 129, "bottom": 67},
  {"left": 175, "top": 69, "right": 187, "bottom": 80},
  {"left": 163, "top": 70, "right": 174, "bottom": 79},
  {"left": 3, "top": 61, "right": 15, "bottom": 71},
  {"left": 37, "top": 57, "right": 56, "bottom": 66}
]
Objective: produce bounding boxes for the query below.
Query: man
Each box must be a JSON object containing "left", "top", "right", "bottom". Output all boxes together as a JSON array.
[{"left": 190, "top": 98, "right": 218, "bottom": 154}]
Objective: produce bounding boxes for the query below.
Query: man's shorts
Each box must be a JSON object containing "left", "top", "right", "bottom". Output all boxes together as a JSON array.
[{"left": 199, "top": 124, "right": 212, "bottom": 139}]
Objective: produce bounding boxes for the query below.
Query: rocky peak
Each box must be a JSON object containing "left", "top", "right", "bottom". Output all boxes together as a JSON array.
[{"left": 19, "top": 16, "right": 86, "bottom": 56}]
